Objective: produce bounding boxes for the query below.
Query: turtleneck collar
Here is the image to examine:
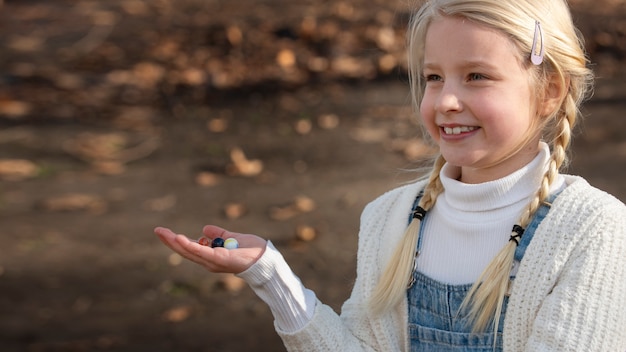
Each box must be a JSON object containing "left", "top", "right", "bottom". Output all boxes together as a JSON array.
[{"left": 439, "top": 142, "right": 558, "bottom": 212}]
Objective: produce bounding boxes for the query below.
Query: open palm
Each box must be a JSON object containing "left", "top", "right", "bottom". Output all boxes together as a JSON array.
[{"left": 154, "top": 225, "right": 267, "bottom": 274}]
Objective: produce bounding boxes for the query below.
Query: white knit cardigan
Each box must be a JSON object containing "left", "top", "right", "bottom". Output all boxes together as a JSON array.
[{"left": 275, "top": 176, "right": 626, "bottom": 351}]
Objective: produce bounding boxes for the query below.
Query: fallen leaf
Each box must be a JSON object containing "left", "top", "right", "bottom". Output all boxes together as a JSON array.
[
  {"left": 375, "top": 27, "right": 396, "bottom": 51},
  {"left": 307, "top": 56, "right": 329, "bottom": 72},
  {"left": 168, "top": 253, "right": 183, "bottom": 266},
  {"left": 92, "top": 161, "right": 126, "bottom": 175},
  {"left": 8, "top": 35, "right": 43, "bottom": 52},
  {"left": 132, "top": 62, "right": 165, "bottom": 89},
  {"left": 294, "top": 195, "right": 316, "bottom": 212},
  {"left": 0, "top": 159, "right": 39, "bottom": 181},
  {"left": 332, "top": 56, "right": 375, "bottom": 78},
  {"left": 269, "top": 196, "right": 316, "bottom": 221},
  {"left": 163, "top": 305, "right": 192, "bottom": 323},
  {"left": 317, "top": 114, "right": 339, "bottom": 129},
  {"left": 226, "top": 148, "right": 263, "bottom": 177},
  {"left": 195, "top": 171, "right": 220, "bottom": 187},
  {"left": 41, "top": 193, "right": 107, "bottom": 214},
  {"left": 63, "top": 131, "right": 160, "bottom": 164},
  {"left": 0, "top": 99, "right": 32, "bottom": 118},
  {"left": 276, "top": 49, "right": 296, "bottom": 68},
  {"left": 207, "top": 117, "right": 228, "bottom": 133},
  {"left": 120, "top": 0, "right": 149, "bottom": 15},
  {"left": 180, "top": 68, "right": 206, "bottom": 86},
  {"left": 226, "top": 25, "right": 243, "bottom": 46},
  {"left": 217, "top": 274, "right": 246, "bottom": 294},
  {"left": 295, "top": 225, "right": 317, "bottom": 242},
  {"left": 269, "top": 205, "right": 299, "bottom": 221},
  {"left": 224, "top": 202, "right": 247, "bottom": 219},
  {"left": 378, "top": 54, "right": 397, "bottom": 73},
  {"left": 349, "top": 126, "right": 388, "bottom": 143},
  {"left": 294, "top": 119, "right": 312, "bottom": 135},
  {"left": 144, "top": 194, "right": 177, "bottom": 212}
]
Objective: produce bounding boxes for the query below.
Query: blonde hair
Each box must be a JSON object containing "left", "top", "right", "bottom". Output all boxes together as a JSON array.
[{"left": 370, "top": 0, "right": 593, "bottom": 335}]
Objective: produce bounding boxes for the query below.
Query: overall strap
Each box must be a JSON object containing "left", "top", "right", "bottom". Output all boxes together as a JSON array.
[
  {"left": 407, "top": 189, "right": 425, "bottom": 225},
  {"left": 408, "top": 189, "right": 426, "bottom": 253},
  {"left": 513, "top": 188, "right": 565, "bottom": 263},
  {"left": 408, "top": 186, "right": 566, "bottom": 263}
]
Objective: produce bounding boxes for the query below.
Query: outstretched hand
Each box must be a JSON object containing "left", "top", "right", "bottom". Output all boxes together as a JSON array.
[{"left": 154, "top": 225, "right": 267, "bottom": 274}]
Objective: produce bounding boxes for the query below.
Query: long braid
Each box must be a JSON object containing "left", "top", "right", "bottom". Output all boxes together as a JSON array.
[
  {"left": 460, "top": 88, "right": 576, "bottom": 335},
  {"left": 369, "top": 154, "right": 446, "bottom": 315},
  {"left": 420, "top": 155, "right": 447, "bottom": 210}
]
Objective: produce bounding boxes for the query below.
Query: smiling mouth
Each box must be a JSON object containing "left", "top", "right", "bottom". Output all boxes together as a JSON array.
[{"left": 442, "top": 126, "right": 478, "bottom": 135}]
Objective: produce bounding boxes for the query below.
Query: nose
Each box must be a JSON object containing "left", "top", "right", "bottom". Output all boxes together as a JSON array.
[{"left": 435, "top": 84, "right": 462, "bottom": 114}]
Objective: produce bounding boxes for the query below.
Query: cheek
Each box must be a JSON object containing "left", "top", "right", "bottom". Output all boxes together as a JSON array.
[
  {"left": 478, "top": 102, "right": 531, "bottom": 141},
  {"left": 419, "top": 95, "right": 440, "bottom": 140}
]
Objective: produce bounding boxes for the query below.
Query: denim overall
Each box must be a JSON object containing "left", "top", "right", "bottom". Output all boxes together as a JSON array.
[{"left": 407, "top": 191, "right": 560, "bottom": 351}]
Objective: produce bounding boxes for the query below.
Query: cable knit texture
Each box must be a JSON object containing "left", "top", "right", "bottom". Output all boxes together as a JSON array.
[{"left": 261, "top": 176, "right": 626, "bottom": 351}]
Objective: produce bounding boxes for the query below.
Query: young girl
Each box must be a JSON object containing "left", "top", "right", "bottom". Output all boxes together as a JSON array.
[{"left": 154, "top": 0, "right": 626, "bottom": 350}]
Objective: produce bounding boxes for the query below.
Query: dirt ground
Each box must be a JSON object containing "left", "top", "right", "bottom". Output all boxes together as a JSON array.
[{"left": 0, "top": 1, "right": 625, "bottom": 351}]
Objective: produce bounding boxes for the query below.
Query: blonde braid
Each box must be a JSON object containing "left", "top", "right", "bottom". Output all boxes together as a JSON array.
[
  {"left": 460, "top": 97, "right": 576, "bottom": 335},
  {"left": 420, "top": 155, "right": 447, "bottom": 210},
  {"left": 369, "top": 154, "right": 446, "bottom": 315}
]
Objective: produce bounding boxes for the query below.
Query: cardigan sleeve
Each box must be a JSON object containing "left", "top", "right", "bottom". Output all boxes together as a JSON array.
[
  {"left": 523, "top": 191, "right": 626, "bottom": 351},
  {"left": 275, "top": 183, "right": 418, "bottom": 351},
  {"left": 236, "top": 241, "right": 317, "bottom": 332},
  {"left": 238, "top": 238, "right": 384, "bottom": 352}
]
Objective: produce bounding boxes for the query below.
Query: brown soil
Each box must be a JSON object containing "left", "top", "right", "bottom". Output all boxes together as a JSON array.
[{"left": 0, "top": 1, "right": 624, "bottom": 351}]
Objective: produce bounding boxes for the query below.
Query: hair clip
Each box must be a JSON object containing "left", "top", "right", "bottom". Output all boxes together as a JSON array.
[
  {"left": 412, "top": 206, "right": 427, "bottom": 221},
  {"left": 509, "top": 224, "right": 525, "bottom": 246},
  {"left": 531, "top": 20, "right": 544, "bottom": 65}
]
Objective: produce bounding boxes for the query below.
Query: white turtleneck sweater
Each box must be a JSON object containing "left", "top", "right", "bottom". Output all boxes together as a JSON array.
[
  {"left": 239, "top": 143, "right": 564, "bottom": 331},
  {"left": 418, "top": 143, "right": 564, "bottom": 284}
]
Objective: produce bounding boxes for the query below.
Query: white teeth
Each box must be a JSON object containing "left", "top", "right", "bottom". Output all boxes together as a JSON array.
[{"left": 443, "top": 126, "right": 477, "bottom": 135}]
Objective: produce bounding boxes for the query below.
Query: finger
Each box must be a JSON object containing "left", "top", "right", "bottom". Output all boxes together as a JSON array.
[
  {"left": 154, "top": 227, "right": 208, "bottom": 263},
  {"left": 172, "top": 234, "right": 217, "bottom": 266},
  {"left": 154, "top": 226, "right": 174, "bottom": 238},
  {"left": 154, "top": 227, "right": 194, "bottom": 252},
  {"left": 154, "top": 226, "right": 181, "bottom": 249},
  {"left": 202, "top": 224, "right": 228, "bottom": 239}
]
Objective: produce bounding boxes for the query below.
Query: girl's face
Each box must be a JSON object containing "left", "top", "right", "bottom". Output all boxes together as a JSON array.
[{"left": 420, "top": 16, "right": 542, "bottom": 184}]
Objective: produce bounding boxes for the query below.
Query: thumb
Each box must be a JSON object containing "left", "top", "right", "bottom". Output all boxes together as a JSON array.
[{"left": 201, "top": 225, "right": 229, "bottom": 239}]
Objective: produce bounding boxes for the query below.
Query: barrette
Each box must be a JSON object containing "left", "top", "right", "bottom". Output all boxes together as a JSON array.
[{"left": 531, "top": 20, "right": 544, "bottom": 65}]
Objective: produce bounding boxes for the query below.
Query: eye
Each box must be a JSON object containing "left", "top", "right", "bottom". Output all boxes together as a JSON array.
[
  {"left": 424, "top": 74, "right": 442, "bottom": 82},
  {"left": 468, "top": 72, "right": 486, "bottom": 81}
]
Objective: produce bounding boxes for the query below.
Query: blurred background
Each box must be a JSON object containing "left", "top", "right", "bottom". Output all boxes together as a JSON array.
[{"left": 0, "top": 0, "right": 624, "bottom": 351}]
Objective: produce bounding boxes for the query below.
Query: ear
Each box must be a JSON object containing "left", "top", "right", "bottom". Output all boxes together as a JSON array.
[{"left": 540, "top": 75, "right": 569, "bottom": 117}]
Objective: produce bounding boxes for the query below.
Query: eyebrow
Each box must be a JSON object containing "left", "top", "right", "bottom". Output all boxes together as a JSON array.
[{"left": 422, "top": 60, "right": 500, "bottom": 71}]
